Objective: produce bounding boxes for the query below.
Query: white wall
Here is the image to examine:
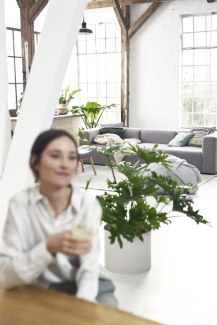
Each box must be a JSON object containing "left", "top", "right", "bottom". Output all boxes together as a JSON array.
[{"left": 130, "top": 0, "right": 217, "bottom": 129}]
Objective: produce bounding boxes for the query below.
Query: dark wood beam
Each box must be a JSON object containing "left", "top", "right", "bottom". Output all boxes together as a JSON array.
[
  {"left": 128, "top": 2, "right": 161, "bottom": 38},
  {"left": 16, "top": 0, "right": 25, "bottom": 9},
  {"left": 87, "top": 0, "right": 172, "bottom": 9},
  {"left": 112, "top": 0, "right": 126, "bottom": 30},
  {"left": 120, "top": 6, "right": 130, "bottom": 126},
  {"left": 29, "top": 0, "right": 48, "bottom": 21},
  {"left": 207, "top": 0, "right": 215, "bottom": 2}
]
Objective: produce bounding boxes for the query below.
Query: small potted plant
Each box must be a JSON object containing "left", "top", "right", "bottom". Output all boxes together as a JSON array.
[
  {"left": 71, "top": 101, "right": 116, "bottom": 128},
  {"left": 94, "top": 144, "right": 209, "bottom": 274},
  {"left": 57, "top": 86, "right": 81, "bottom": 115}
]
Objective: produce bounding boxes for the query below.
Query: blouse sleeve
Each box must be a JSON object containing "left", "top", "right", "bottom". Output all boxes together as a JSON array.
[{"left": 0, "top": 198, "right": 54, "bottom": 289}]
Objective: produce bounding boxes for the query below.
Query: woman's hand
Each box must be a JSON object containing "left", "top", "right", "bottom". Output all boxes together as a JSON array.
[{"left": 46, "top": 231, "right": 92, "bottom": 256}]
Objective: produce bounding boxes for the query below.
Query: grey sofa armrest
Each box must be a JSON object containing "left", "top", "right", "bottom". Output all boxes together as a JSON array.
[
  {"left": 80, "top": 128, "right": 100, "bottom": 145},
  {"left": 202, "top": 132, "right": 217, "bottom": 174}
]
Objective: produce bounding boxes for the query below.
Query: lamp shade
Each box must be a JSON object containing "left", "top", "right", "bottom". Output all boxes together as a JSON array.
[{"left": 79, "top": 18, "right": 93, "bottom": 35}]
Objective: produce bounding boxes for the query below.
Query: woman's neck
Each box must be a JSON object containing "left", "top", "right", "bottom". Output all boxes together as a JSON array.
[{"left": 39, "top": 184, "right": 72, "bottom": 216}]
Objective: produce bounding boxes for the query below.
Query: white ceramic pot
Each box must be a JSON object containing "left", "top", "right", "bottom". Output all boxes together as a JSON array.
[
  {"left": 104, "top": 230, "right": 151, "bottom": 274},
  {"left": 56, "top": 103, "right": 69, "bottom": 115}
]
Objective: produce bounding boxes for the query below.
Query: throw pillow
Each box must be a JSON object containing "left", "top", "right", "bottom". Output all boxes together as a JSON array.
[
  {"left": 188, "top": 127, "right": 215, "bottom": 147},
  {"left": 99, "top": 127, "right": 124, "bottom": 139},
  {"left": 168, "top": 132, "right": 194, "bottom": 147},
  {"left": 94, "top": 133, "right": 123, "bottom": 145}
]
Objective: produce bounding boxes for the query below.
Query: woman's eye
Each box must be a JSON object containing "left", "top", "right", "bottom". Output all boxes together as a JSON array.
[
  {"left": 50, "top": 154, "right": 60, "bottom": 159},
  {"left": 69, "top": 155, "right": 78, "bottom": 160}
]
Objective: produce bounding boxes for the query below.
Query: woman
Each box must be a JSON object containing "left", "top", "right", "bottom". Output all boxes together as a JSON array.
[{"left": 0, "top": 129, "right": 117, "bottom": 306}]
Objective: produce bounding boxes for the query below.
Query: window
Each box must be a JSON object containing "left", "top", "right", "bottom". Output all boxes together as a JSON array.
[
  {"left": 77, "top": 22, "right": 121, "bottom": 123},
  {"left": 181, "top": 13, "right": 217, "bottom": 128},
  {"left": 6, "top": 27, "right": 40, "bottom": 110}
]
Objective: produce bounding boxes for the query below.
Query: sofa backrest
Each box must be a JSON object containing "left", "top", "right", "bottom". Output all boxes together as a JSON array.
[
  {"left": 141, "top": 130, "right": 177, "bottom": 144},
  {"left": 123, "top": 127, "right": 141, "bottom": 139}
]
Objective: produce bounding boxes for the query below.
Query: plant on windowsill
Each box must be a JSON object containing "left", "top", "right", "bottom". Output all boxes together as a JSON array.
[
  {"left": 90, "top": 143, "right": 209, "bottom": 274},
  {"left": 71, "top": 101, "right": 116, "bottom": 128},
  {"left": 57, "top": 86, "right": 81, "bottom": 115}
]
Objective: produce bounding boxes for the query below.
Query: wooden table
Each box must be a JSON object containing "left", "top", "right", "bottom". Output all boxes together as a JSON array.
[{"left": 0, "top": 285, "right": 163, "bottom": 325}]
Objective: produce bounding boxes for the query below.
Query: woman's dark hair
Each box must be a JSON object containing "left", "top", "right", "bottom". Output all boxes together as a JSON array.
[{"left": 30, "top": 129, "right": 78, "bottom": 179}]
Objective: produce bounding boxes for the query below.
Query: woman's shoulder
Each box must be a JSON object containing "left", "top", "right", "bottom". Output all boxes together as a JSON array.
[{"left": 9, "top": 184, "right": 39, "bottom": 206}]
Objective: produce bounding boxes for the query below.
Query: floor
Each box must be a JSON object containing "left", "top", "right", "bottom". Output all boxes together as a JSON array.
[{"left": 75, "top": 166, "right": 217, "bottom": 325}]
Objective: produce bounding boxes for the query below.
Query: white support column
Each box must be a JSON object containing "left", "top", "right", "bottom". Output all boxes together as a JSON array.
[
  {"left": 0, "top": 0, "right": 11, "bottom": 179},
  {"left": 0, "top": 0, "right": 88, "bottom": 238}
]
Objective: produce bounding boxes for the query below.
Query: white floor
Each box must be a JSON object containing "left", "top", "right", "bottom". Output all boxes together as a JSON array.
[{"left": 75, "top": 166, "right": 217, "bottom": 325}]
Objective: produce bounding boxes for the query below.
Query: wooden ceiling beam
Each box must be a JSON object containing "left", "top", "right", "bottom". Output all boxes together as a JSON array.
[
  {"left": 29, "top": 0, "right": 48, "bottom": 22},
  {"left": 112, "top": 0, "right": 127, "bottom": 30},
  {"left": 87, "top": 0, "right": 171, "bottom": 9},
  {"left": 128, "top": 2, "right": 161, "bottom": 38}
]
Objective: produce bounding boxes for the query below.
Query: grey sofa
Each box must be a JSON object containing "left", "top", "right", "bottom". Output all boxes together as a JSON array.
[{"left": 81, "top": 127, "right": 217, "bottom": 174}]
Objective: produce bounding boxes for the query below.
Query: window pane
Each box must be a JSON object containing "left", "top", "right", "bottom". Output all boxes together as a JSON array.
[
  {"left": 183, "top": 33, "right": 193, "bottom": 48},
  {"left": 99, "top": 24, "right": 105, "bottom": 39},
  {"left": 107, "top": 83, "right": 116, "bottom": 97},
  {"left": 99, "top": 83, "right": 106, "bottom": 97},
  {"left": 183, "top": 66, "right": 193, "bottom": 81},
  {"left": 78, "top": 41, "right": 86, "bottom": 54},
  {"left": 193, "top": 114, "right": 204, "bottom": 126},
  {"left": 15, "top": 58, "right": 23, "bottom": 83},
  {"left": 193, "top": 98, "right": 205, "bottom": 112},
  {"left": 211, "top": 83, "right": 217, "bottom": 97},
  {"left": 194, "top": 32, "right": 206, "bottom": 47},
  {"left": 14, "top": 31, "right": 21, "bottom": 57},
  {"left": 87, "top": 84, "right": 97, "bottom": 97},
  {"left": 211, "top": 66, "right": 217, "bottom": 82},
  {"left": 106, "top": 24, "right": 116, "bottom": 38},
  {"left": 183, "top": 17, "right": 193, "bottom": 33},
  {"left": 7, "top": 57, "right": 15, "bottom": 83},
  {"left": 211, "top": 31, "right": 217, "bottom": 47},
  {"left": 87, "top": 69, "right": 97, "bottom": 83},
  {"left": 6, "top": 30, "right": 13, "bottom": 56},
  {"left": 194, "top": 16, "right": 206, "bottom": 32},
  {"left": 205, "top": 114, "right": 217, "bottom": 127},
  {"left": 182, "top": 50, "right": 193, "bottom": 65},
  {"left": 79, "top": 69, "right": 87, "bottom": 83},
  {"left": 106, "top": 39, "right": 116, "bottom": 52},
  {"left": 194, "top": 82, "right": 209, "bottom": 97},
  {"left": 183, "top": 82, "right": 193, "bottom": 97},
  {"left": 87, "top": 40, "right": 95, "bottom": 53},
  {"left": 194, "top": 66, "right": 210, "bottom": 81},
  {"left": 211, "top": 49, "right": 217, "bottom": 64},
  {"left": 212, "top": 14, "right": 217, "bottom": 30},
  {"left": 194, "top": 49, "right": 209, "bottom": 65},
  {"left": 183, "top": 97, "right": 193, "bottom": 112},
  {"left": 182, "top": 112, "right": 193, "bottom": 127},
  {"left": 8, "top": 84, "right": 16, "bottom": 109}
]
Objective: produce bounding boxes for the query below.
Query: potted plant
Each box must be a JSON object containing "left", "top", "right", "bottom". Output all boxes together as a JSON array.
[
  {"left": 93, "top": 144, "right": 209, "bottom": 274},
  {"left": 57, "top": 86, "right": 81, "bottom": 115},
  {"left": 71, "top": 101, "right": 116, "bottom": 128}
]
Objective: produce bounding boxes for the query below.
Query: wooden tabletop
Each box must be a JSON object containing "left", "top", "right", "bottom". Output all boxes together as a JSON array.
[{"left": 0, "top": 285, "right": 163, "bottom": 325}]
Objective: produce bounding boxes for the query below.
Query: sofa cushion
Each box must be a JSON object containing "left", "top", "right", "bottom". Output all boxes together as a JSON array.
[
  {"left": 99, "top": 127, "right": 124, "bottom": 139},
  {"left": 141, "top": 130, "right": 177, "bottom": 144},
  {"left": 168, "top": 132, "right": 193, "bottom": 147}
]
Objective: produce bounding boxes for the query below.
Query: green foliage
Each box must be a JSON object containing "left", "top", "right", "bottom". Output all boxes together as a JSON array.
[
  {"left": 58, "top": 86, "right": 81, "bottom": 105},
  {"left": 71, "top": 101, "right": 116, "bottom": 129},
  {"left": 95, "top": 143, "right": 209, "bottom": 248}
]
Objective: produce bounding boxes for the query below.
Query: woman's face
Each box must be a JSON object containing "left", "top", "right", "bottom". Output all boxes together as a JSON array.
[{"left": 34, "top": 136, "right": 78, "bottom": 188}]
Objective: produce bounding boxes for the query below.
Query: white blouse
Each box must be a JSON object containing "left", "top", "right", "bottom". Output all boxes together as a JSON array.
[{"left": 0, "top": 184, "right": 102, "bottom": 302}]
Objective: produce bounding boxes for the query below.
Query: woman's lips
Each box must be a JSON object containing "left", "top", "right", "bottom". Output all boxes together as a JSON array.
[{"left": 56, "top": 171, "right": 70, "bottom": 176}]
